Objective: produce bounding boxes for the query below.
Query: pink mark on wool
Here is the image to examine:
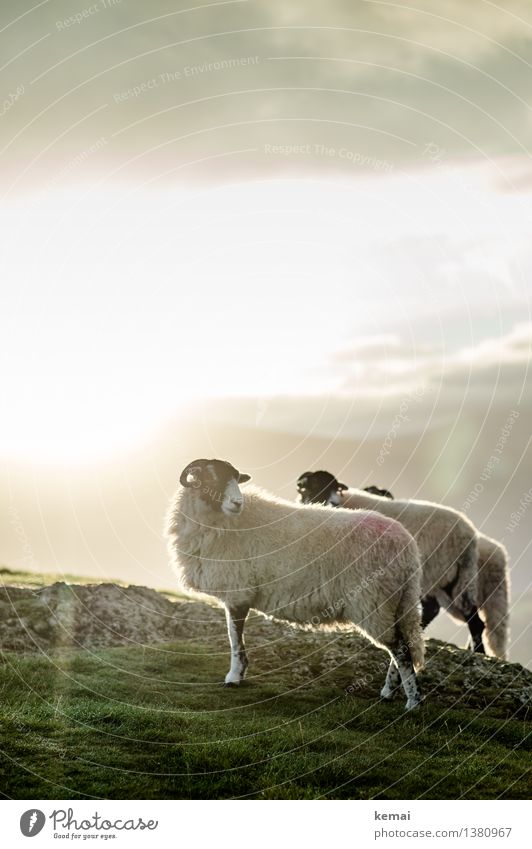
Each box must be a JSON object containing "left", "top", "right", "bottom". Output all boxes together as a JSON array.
[{"left": 359, "top": 512, "right": 402, "bottom": 537}]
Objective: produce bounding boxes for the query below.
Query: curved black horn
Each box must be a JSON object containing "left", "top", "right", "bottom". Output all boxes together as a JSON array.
[{"left": 179, "top": 459, "right": 208, "bottom": 488}]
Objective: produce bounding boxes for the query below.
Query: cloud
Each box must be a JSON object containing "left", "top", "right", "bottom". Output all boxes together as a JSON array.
[
  {"left": 258, "top": 0, "right": 532, "bottom": 67},
  {"left": 203, "top": 322, "right": 532, "bottom": 447},
  {"left": 2, "top": 0, "right": 532, "bottom": 189},
  {"left": 330, "top": 334, "right": 403, "bottom": 363},
  {"left": 452, "top": 321, "right": 532, "bottom": 367},
  {"left": 334, "top": 321, "right": 532, "bottom": 397}
]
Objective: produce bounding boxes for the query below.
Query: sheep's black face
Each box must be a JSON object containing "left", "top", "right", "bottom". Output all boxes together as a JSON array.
[
  {"left": 363, "top": 485, "right": 395, "bottom": 500},
  {"left": 296, "top": 470, "right": 348, "bottom": 506},
  {"left": 180, "top": 458, "right": 251, "bottom": 515}
]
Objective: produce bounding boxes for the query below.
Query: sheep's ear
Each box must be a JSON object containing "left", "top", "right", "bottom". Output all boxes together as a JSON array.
[
  {"left": 338, "top": 482, "right": 348, "bottom": 492},
  {"left": 238, "top": 473, "right": 251, "bottom": 484}
]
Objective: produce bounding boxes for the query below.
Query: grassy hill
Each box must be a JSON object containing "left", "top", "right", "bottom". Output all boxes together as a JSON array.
[{"left": 0, "top": 569, "right": 530, "bottom": 800}]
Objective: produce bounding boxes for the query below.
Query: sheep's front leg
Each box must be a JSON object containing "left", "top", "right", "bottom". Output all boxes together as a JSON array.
[
  {"left": 394, "top": 644, "right": 423, "bottom": 711},
  {"left": 224, "top": 605, "right": 249, "bottom": 687},
  {"left": 380, "top": 660, "right": 401, "bottom": 701}
]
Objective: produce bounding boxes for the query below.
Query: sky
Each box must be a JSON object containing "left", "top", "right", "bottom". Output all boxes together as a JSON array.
[
  {"left": 1, "top": 1, "right": 532, "bottom": 661},
  {"left": 1, "top": 0, "right": 532, "bottom": 463}
]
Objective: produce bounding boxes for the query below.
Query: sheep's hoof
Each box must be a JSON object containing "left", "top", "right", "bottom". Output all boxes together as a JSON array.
[
  {"left": 223, "top": 681, "right": 240, "bottom": 688},
  {"left": 380, "top": 687, "right": 398, "bottom": 702},
  {"left": 404, "top": 697, "right": 424, "bottom": 712}
]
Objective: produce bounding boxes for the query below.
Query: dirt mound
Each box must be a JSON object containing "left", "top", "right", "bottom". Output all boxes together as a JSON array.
[
  {"left": 0, "top": 582, "right": 225, "bottom": 651},
  {"left": 0, "top": 582, "right": 530, "bottom": 715}
]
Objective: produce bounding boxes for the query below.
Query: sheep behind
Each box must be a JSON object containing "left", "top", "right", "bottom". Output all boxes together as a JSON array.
[
  {"left": 297, "top": 470, "right": 480, "bottom": 649},
  {"left": 360, "top": 486, "right": 509, "bottom": 659},
  {"left": 443, "top": 534, "right": 510, "bottom": 659}
]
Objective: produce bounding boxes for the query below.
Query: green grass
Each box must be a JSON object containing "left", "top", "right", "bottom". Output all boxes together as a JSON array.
[
  {"left": 0, "top": 565, "right": 99, "bottom": 589},
  {"left": 0, "top": 640, "right": 530, "bottom": 800},
  {"left": 0, "top": 565, "right": 186, "bottom": 600}
]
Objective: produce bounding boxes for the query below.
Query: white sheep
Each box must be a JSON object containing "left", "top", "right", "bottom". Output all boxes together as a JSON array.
[
  {"left": 296, "top": 471, "right": 481, "bottom": 650},
  {"left": 166, "top": 458, "right": 425, "bottom": 710},
  {"left": 437, "top": 533, "right": 509, "bottom": 659},
  {"left": 358, "top": 486, "right": 509, "bottom": 659}
]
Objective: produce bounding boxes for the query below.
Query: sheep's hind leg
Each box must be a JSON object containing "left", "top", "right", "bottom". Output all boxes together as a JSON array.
[
  {"left": 394, "top": 644, "right": 423, "bottom": 711},
  {"left": 380, "top": 659, "right": 401, "bottom": 702},
  {"left": 224, "top": 605, "right": 249, "bottom": 687},
  {"left": 421, "top": 596, "right": 440, "bottom": 629},
  {"left": 465, "top": 605, "right": 485, "bottom": 654}
]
